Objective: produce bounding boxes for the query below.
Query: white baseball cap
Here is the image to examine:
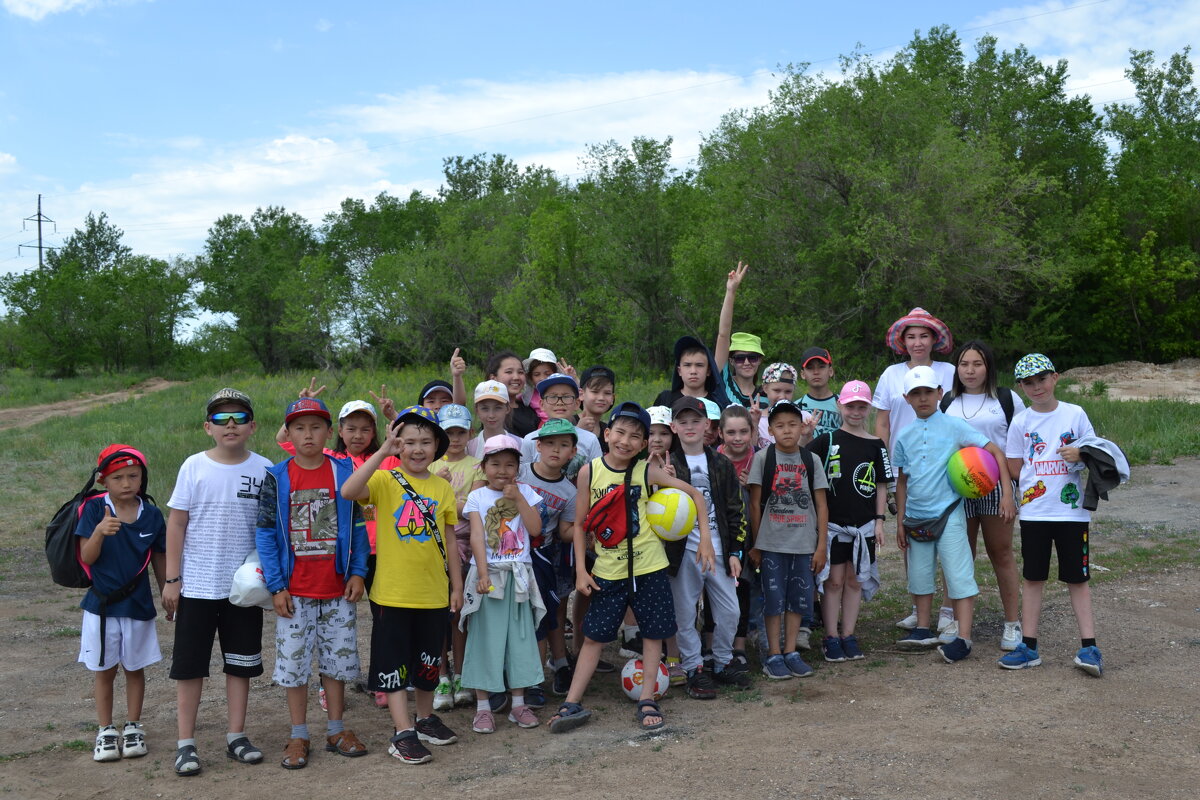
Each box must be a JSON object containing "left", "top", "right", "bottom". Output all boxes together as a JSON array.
[
  {"left": 473, "top": 380, "right": 510, "bottom": 405},
  {"left": 522, "top": 347, "right": 557, "bottom": 372},
  {"left": 902, "top": 365, "right": 940, "bottom": 395},
  {"left": 647, "top": 405, "right": 672, "bottom": 427}
]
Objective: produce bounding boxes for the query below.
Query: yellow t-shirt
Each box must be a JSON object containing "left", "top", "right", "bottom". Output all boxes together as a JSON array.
[
  {"left": 365, "top": 469, "right": 459, "bottom": 608},
  {"left": 588, "top": 457, "right": 668, "bottom": 580},
  {"left": 437, "top": 454, "right": 484, "bottom": 533}
]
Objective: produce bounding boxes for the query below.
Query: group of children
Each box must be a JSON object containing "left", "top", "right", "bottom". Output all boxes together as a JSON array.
[{"left": 72, "top": 265, "right": 1113, "bottom": 772}]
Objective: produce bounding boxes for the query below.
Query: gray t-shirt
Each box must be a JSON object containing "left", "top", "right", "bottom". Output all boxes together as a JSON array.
[
  {"left": 747, "top": 446, "right": 828, "bottom": 555},
  {"left": 517, "top": 464, "right": 577, "bottom": 549}
]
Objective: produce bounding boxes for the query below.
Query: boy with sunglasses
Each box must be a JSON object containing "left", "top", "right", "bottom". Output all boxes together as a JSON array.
[{"left": 162, "top": 389, "right": 273, "bottom": 777}]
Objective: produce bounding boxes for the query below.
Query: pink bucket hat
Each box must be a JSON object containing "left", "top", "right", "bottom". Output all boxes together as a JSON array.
[{"left": 885, "top": 307, "right": 953, "bottom": 356}]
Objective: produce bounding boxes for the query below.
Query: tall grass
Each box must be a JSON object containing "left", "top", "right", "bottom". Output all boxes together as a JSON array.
[{"left": 0, "top": 368, "right": 158, "bottom": 409}]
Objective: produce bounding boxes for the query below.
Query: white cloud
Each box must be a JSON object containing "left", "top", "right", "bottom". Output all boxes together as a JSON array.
[
  {"left": 315, "top": 18, "right": 331, "bottom": 33},
  {"left": 0, "top": 152, "right": 16, "bottom": 172},
  {"left": 2, "top": 0, "right": 149, "bottom": 21}
]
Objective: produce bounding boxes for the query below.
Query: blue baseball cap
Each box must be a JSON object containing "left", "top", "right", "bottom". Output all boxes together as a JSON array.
[
  {"left": 536, "top": 372, "right": 579, "bottom": 397},
  {"left": 609, "top": 401, "right": 651, "bottom": 435},
  {"left": 437, "top": 403, "right": 472, "bottom": 431}
]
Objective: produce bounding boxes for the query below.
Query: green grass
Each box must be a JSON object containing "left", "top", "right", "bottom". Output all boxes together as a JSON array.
[
  {"left": 0, "top": 368, "right": 160, "bottom": 409},
  {"left": 1068, "top": 395, "right": 1200, "bottom": 465}
]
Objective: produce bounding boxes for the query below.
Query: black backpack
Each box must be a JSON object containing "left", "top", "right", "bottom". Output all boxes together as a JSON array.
[{"left": 940, "top": 386, "right": 1016, "bottom": 425}]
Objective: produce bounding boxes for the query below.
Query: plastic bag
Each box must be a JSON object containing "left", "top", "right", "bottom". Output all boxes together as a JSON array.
[{"left": 228, "top": 550, "right": 273, "bottom": 610}]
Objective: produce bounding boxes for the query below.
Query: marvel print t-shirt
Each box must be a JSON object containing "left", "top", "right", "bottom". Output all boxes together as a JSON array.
[{"left": 1005, "top": 401, "right": 1094, "bottom": 522}]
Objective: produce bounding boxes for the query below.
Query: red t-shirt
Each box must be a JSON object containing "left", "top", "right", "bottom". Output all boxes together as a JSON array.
[{"left": 286, "top": 459, "right": 345, "bottom": 599}]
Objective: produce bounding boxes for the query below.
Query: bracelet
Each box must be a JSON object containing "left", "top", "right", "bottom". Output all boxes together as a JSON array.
[
  {"left": 874, "top": 515, "right": 886, "bottom": 521},
  {"left": 164, "top": 576, "right": 181, "bottom": 584}
]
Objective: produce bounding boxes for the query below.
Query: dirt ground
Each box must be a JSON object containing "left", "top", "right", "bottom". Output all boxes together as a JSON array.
[
  {"left": 1062, "top": 359, "right": 1200, "bottom": 402},
  {"left": 0, "top": 378, "right": 179, "bottom": 431},
  {"left": 1, "top": 372, "right": 1198, "bottom": 799}
]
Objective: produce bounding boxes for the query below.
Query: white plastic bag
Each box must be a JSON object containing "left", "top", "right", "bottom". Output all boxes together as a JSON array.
[{"left": 228, "top": 550, "right": 274, "bottom": 610}]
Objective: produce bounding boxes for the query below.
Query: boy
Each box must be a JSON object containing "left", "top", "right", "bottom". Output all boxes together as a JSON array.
[
  {"left": 340, "top": 406, "right": 463, "bottom": 765},
  {"left": 999, "top": 354, "right": 1103, "bottom": 676},
  {"left": 798, "top": 347, "right": 841, "bottom": 437},
  {"left": 162, "top": 388, "right": 273, "bottom": 776},
  {"left": 549, "top": 402, "right": 714, "bottom": 733},
  {"left": 575, "top": 365, "right": 616, "bottom": 443},
  {"left": 76, "top": 445, "right": 166, "bottom": 762},
  {"left": 748, "top": 400, "right": 829, "bottom": 679},
  {"left": 666, "top": 397, "right": 750, "bottom": 697},
  {"left": 892, "top": 367, "right": 1013, "bottom": 663},
  {"left": 653, "top": 335, "right": 731, "bottom": 409},
  {"left": 521, "top": 373, "right": 602, "bottom": 478},
  {"left": 256, "top": 398, "right": 370, "bottom": 769}
]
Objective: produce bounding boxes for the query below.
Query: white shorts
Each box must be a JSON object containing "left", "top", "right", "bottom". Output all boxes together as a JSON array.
[
  {"left": 272, "top": 596, "right": 360, "bottom": 687},
  {"left": 78, "top": 611, "right": 161, "bottom": 672}
]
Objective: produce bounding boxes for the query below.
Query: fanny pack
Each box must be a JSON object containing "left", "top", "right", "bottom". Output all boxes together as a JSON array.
[
  {"left": 903, "top": 499, "right": 962, "bottom": 543},
  {"left": 583, "top": 466, "right": 633, "bottom": 549}
]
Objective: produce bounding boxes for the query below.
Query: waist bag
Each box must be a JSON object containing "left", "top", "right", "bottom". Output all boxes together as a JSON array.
[{"left": 903, "top": 499, "right": 962, "bottom": 543}]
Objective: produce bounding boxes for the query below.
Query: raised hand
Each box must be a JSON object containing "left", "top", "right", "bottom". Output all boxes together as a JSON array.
[
  {"left": 298, "top": 376, "right": 327, "bottom": 399},
  {"left": 369, "top": 384, "right": 397, "bottom": 421},
  {"left": 727, "top": 261, "right": 749, "bottom": 292},
  {"left": 450, "top": 348, "right": 467, "bottom": 378},
  {"left": 95, "top": 505, "right": 122, "bottom": 537}
]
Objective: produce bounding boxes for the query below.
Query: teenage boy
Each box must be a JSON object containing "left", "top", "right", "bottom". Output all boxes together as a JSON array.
[
  {"left": 256, "top": 398, "right": 370, "bottom": 769},
  {"left": 1000, "top": 354, "right": 1104, "bottom": 676},
  {"left": 549, "top": 402, "right": 715, "bottom": 733},
  {"left": 892, "top": 367, "right": 1014, "bottom": 663},
  {"left": 666, "top": 397, "right": 750, "bottom": 697},
  {"left": 341, "top": 406, "right": 463, "bottom": 765},
  {"left": 521, "top": 373, "right": 602, "bottom": 478},
  {"left": 162, "top": 388, "right": 273, "bottom": 777},
  {"left": 653, "top": 336, "right": 732, "bottom": 409},
  {"left": 798, "top": 347, "right": 841, "bottom": 437}
]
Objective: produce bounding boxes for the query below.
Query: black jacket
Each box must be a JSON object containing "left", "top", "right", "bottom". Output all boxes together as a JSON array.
[{"left": 663, "top": 446, "right": 748, "bottom": 576}]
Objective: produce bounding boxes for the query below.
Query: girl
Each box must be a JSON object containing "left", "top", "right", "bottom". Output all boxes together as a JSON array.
[
  {"left": 467, "top": 380, "right": 513, "bottom": 459},
  {"left": 941, "top": 340, "right": 1023, "bottom": 650},
  {"left": 485, "top": 351, "right": 539, "bottom": 437},
  {"left": 459, "top": 435, "right": 545, "bottom": 733},
  {"left": 523, "top": 348, "right": 559, "bottom": 426},
  {"left": 714, "top": 403, "right": 758, "bottom": 667}
]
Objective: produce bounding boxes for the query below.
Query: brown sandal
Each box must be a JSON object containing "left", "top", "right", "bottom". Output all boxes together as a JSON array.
[
  {"left": 325, "top": 729, "right": 368, "bottom": 757},
  {"left": 281, "top": 737, "right": 310, "bottom": 769}
]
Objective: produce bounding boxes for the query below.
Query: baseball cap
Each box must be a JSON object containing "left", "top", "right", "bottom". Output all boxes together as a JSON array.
[
  {"left": 609, "top": 401, "right": 651, "bottom": 435},
  {"left": 837, "top": 380, "right": 873, "bottom": 405},
  {"left": 534, "top": 417, "right": 578, "bottom": 442},
  {"left": 1014, "top": 353, "right": 1056, "bottom": 380},
  {"left": 206, "top": 387, "right": 253, "bottom": 416},
  {"left": 481, "top": 433, "right": 524, "bottom": 459},
  {"left": 671, "top": 396, "right": 706, "bottom": 419},
  {"left": 97, "top": 443, "right": 147, "bottom": 479},
  {"left": 338, "top": 400, "right": 377, "bottom": 422},
  {"left": 391, "top": 405, "right": 450, "bottom": 461},
  {"left": 729, "top": 332, "right": 764, "bottom": 356},
  {"left": 647, "top": 405, "right": 672, "bottom": 427},
  {"left": 801, "top": 347, "right": 832, "bottom": 367},
  {"left": 580, "top": 365, "right": 616, "bottom": 388},
  {"left": 285, "top": 397, "right": 331, "bottom": 424},
  {"left": 699, "top": 397, "right": 721, "bottom": 421},
  {"left": 473, "top": 380, "right": 510, "bottom": 406},
  {"left": 523, "top": 347, "right": 557, "bottom": 372},
  {"left": 536, "top": 372, "right": 579, "bottom": 397},
  {"left": 761, "top": 362, "right": 797, "bottom": 385},
  {"left": 902, "top": 365, "right": 941, "bottom": 395},
  {"left": 437, "top": 403, "right": 472, "bottom": 431},
  {"left": 418, "top": 380, "right": 453, "bottom": 404},
  {"left": 767, "top": 399, "right": 805, "bottom": 421}
]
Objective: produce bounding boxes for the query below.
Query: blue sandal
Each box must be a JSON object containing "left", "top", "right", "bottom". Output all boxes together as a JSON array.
[
  {"left": 548, "top": 702, "right": 592, "bottom": 733},
  {"left": 174, "top": 744, "right": 201, "bottom": 776},
  {"left": 635, "top": 699, "right": 665, "bottom": 731},
  {"left": 225, "top": 736, "right": 263, "bottom": 764}
]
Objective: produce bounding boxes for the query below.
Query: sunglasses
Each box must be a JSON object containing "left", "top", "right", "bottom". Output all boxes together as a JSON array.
[
  {"left": 731, "top": 353, "right": 762, "bottom": 364},
  {"left": 208, "top": 411, "right": 252, "bottom": 425}
]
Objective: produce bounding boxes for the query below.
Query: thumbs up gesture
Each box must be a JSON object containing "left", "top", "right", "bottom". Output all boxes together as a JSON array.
[{"left": 96, "top": 505, "right": 122, "bottom": 537}]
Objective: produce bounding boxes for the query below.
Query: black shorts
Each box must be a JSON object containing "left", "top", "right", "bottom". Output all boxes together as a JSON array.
[
  {"left": 169, "top": 597, "right": 263, "bottom": 680},
  {"left": 1020, "top": 520, "right": 1090, "bottom": 584},
  {"left": 367, "top": 603, "right": 447, "bottom": 693},
  {"left": 830, "top": 537, "right": 877, "bottom": 566},
  {"left": 581, "top": 568, "right": 677, "bottom": 643},
  {"left": 532, "top": 544, "right": 560, "bottom": 641}
]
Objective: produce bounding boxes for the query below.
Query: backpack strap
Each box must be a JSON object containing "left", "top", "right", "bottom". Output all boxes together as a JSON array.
[
  {"left": 759, "top": 445, "right": 777, "bottom": 515},
  {"left": 939, "top": 393, "right": 953, "bottom": 413},
  {"left": 389, "top": 471, "right": 448, "bottom": 574},
  {"left": 623, "top": 464, "right": 635, "bottom": 598},
  {"left": 998, "top": 387, "right": 1015, "bottom": 426}
]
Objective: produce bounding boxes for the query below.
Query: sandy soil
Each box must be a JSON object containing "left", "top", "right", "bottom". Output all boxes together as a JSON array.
[
  {"left": 0, "top": 378, "right": 179, "bottom": 431},
  {"left": 1062, "top": 359, "right": 1200, "bottom": 402}
]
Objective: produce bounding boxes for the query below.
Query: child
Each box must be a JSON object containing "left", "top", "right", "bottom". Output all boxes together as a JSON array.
[
  {"left": 713, "top": 262, "right": 765, "bottom": 408},
  {"left": 162, "top": 388, "right": 273, "bottom": 776},
  {"left": 467, "top": 380, "right": 512, "bottom": 458},
  {"left": 999, "top": 354, "right": 1103, "bottom": 676},
  {"left": 806, "top": 381, "right": 891, "bottom": 662},
  {"left": 646, "top": 405, "right": 675, "bottom": 468},
  {"left": 748, "top": 400, "right": 829, "bottom": 679},
  {"left": 799, "top": 347, "right": 842, "bottom": 437},
  {"left": 653, "top": 335, "right": 732, "bottom": 409},
  {"left": 256, "top": 398, "right": 370, "bottom": 769},
  {"left": 700, "top": 397, "right": 722, "bottom": 447},
  {"left": 523, "top": 347, "right": 561, "bottom": 426},
  {"left": 417, "top": 380, "right": 454, "bottom": 415},
  {"left": 666, "top": 397, "right": 749, "bottom": 696},
  {"left": 576, "top": 365, "right": 616, "bottom": 442},
  {"left": 549, "top": 402, "right": 714, "bottom": 733},
  {"left": 460, "top": 435, "right": 546, "bottom": 732},
  {"left": 76, "top": 444, "right": 166, "bottom": 762},
  {"left": 892, "top": 367, "right": 1013, "bottom": 663},
  {"left": 340, "top": 406, "right": 463, "bottom": 765},
  {"left": 717, "top": 404, "right": 758, "bottom": 662},
  {"left": 756, "top": 362, "right": 804, "bottom": 446},
  {"left": 520, "top": 373, "right": 602, "bottom": 478}
]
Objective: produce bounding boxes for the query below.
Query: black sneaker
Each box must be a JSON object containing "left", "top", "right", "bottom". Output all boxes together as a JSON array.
[
  {"left": 488, "top": 691, "right": 511, "bottom": 714},
  {"left": 618, "top": 633, "right": 644, "bottom": 658},
  {"left": 713, "top": 662, "right": 752, "bottom": 688},
  {"left": 551, "top": 664, "right": 574, "bottom": 696},
  {"left": 685, "top": 666, "right": 718, "bottom": 699},
  {"left": 730, "top": 649, "right": 750, "bottom": 668},
  {"left": 525, "top": 684, "right": 546, "bottom": 709},
  {"left": 594, "top": 658, "right": 615, "bottom": 674},
  {"left": 414, "top": 714, "right": 458, "bottom": 746},
  {"left": 388, "top": 730, "right": 432, "bottom": 764}
]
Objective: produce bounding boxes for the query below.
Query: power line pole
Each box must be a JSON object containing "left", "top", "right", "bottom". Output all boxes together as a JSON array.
[{"left": 19, "top": 194, "right": 56, "bottom": 268}]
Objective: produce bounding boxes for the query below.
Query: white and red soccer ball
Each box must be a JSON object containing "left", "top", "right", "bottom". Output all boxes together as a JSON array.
[{"left": 619, "top": 657, "right": 670, "bottom": 701}]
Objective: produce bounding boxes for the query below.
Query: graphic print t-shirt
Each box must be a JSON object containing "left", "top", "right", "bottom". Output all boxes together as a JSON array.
[
  {"left": 1005, "top": 401, "right": 1094, "bottom": 522},
  {"left": 684, "top": 453, "right": 722, "bottom": 556},
  {"left": 518, "top": 464, "right": 577, "bottom": 549},
  {"left": 463, "top": 483, "right": 543, "bottom": 565},
  {"left": 286, "top": 459, "right": 343, "bottom": 599},
  {"left": 747, "top": 447, "right": 828, "bottom": 554},
  {"left": 365, "top": 469, "right": 459, "bottom": 608},
  {"left": 806, "top": 431, "right": 892, "bottom": 528}
]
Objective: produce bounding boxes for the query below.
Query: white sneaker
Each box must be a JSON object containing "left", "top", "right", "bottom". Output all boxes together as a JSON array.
[
  {"left": 452, "top": 675, "right": 473, "bottom": 706},
  {"left": 1000, "top": 621, "right": 1022, "bottom": 651},
  {"left": 93, "top": 726, "right": 121, "bottom": 762},
  {"left": 432, "top": 678, "right": 454, "bottom": 712},
  {"left": 938, "top": 620, "right": 959, "bottom": 645},
  {"left": 896, "top": 607, "right": 918, "bottom": 630},
  {"left": 936, "top": 607, "right": 955, "bottom": 633},
  {"left": 120, "top": 722, "right": 147, "bottom": 758},
  {"left": 796, "top": 627, "right": 812, "bottom": 651}
]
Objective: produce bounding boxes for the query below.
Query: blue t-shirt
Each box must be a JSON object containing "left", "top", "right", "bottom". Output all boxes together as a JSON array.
[
  {"left": 75, "top": 495, "right": 166, "bottom": 620},
  {"left": 892, "top": 411, "right": 988, "bottom": 519}
]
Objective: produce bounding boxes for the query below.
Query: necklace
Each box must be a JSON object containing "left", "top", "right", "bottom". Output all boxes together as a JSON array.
[{"left": 959, "top": 392, "right": 988, "bottom": 419}]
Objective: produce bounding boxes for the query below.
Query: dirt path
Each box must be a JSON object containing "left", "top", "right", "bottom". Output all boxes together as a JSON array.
[
  {"left": 1062, "top": 359, "right": 1200, "bottom": 402},
  {"left": 0, "top": 378, "right": 180, "bottom": 431}
]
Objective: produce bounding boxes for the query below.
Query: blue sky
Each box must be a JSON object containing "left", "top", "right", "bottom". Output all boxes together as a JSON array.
[{"left": 1, "top": 0, "right": 1198, "bottom": 269}]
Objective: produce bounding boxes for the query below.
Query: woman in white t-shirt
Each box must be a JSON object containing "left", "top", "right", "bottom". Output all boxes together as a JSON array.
[{"left": 941, "top": 340, "right": 1023, "bottom": 651}]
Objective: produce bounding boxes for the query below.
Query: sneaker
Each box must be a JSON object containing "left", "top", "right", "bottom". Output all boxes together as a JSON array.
[
  {"left": 937, "top": 637, "right": 972, "bottom": 663},
  {"left": 700, "top": 647, "right": 715, "bottom": 671},
  {"left": 414, "top": 714, "right": 458, "bottom": 746},
  {"left": 452, "top": 675, "right": 473, "bottom": 706},
  {"left": 730, "top": 649, "right": 750, "bottom": 668},
  {"left": 1000, "top": 621, "right": 1022, "bottom": 651},
  {"left": 471, "top": 709, "right": 496, "bottom": 734},
  {"left": 784, "top": 651, "right": 814, "bottom": 678},
  {"left": 524, "top": 685, "right": 546, "bottom": 710},
  {"left": 618, "top": 632, "right": 644, "bottom": 658},
  {"left": 388, "top": 730, "right": 432, "bottom": 764},
  {"left": 938, "top": 620, "right": 960, "bottom": 645},
  {"left": 796, "top": 628, "right": 812, "bottom": 651},
  {"left": 998, "top": 642, "right": 1042, "bottom": 670},
  {"left": 713, "top": 662, "right": 752, "bottom": 688},
  {"left": 761, "top": 653, "right": 792, "bottom": 681},
  {"left": 94, "top": 726, "right": 121, "bottom": 762},
  {"left": 1074, "top": 645, "right": 1103, "bottom": 677},
  {"left": 121, "top": 722, "right": 147, "bottom": 758},
  {"left": 594, "top": 658, "right": 615, "bottom": 674},
  {"left": 551, "top": 664, "right": 574, "bottom": 696},
  {"left": 508, "top": 705, "right": 539, "bottom": 728},
  {"left": 936, "top": 607, "right": 955, "bottom": 633},
  {"left": 432, "top": 678, "right": 453, "bottom": 712},
  {"left": 895, "top": 606, "right": 918, "bottom": 630},
  {"left": 896, "top": 627, "right": 939, "bottom": 650},
  {"left": 841, "top": 635, "right": 864, "bottom": 661},
  {"left": 488, "top": 691, "right": 511, "bottom": 714},
  {"left": 665, "top": 657, "right": 686, "bottom": 687},
  {"left": 685, "top": 666, "right": 718, "bottom": 699},
  {"left": 822, "top": 635, "right": 846, "bottom": 663}
]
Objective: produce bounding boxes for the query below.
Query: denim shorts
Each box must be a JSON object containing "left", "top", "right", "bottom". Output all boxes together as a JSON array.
[{"left": 759, "top": 551, "right": 812, "bottom": 617}]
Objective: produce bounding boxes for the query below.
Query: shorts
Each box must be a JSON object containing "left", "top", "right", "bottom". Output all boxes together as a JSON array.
[
  {"left": 169, "top": 597, "right": 263, "bottom": 680},
  {"left": 367, "top": 603, "right": 447, "bottom": 693},
  {"left": 78, "top": 611, "right": 161, "bottom": 672},
  {"left": 531, "top": 543, "right": 560, "bottom": 640},
  {"left": 905, "top": 506, "right": 978, "bottom": 599},
  {"left": 581, "top": 568, "right": 677, "bottom": 643},
  {"left": 272, "top": 596, "right": 360, "bottom": 687},
  {"left": 1020, "top": 520, "right": 1090, "bottom": 583},
  {"left": 460, "top": 587, "right": 544, "bottom": 693},
  {"left": 964, "top": 479, "right": 1018, "bottom": 519},
  {"left": 759, "top": 551, "right": 812, "bottom": 617},
  {"left": 830, "top": 537, "right": 876, "bottom": 566}
]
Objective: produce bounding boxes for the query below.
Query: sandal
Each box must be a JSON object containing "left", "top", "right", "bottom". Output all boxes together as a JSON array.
[
  {"left": 225, "top": 736, "right": 264, "bottom": 764},
  {"left": 325, "top": 729, "right": 368, "bottom": 757},
  {"left": 281, "top": 737, "right": 310, "bottom": 770},
  {"left": 548, "top": 702, "right": 592, "bottom": 734},
  {"left": 635, "top": 699, "right": 666, "bottom": 731},
  {"left": 174, "top": 744, "right": 201, "bottom": 776}
]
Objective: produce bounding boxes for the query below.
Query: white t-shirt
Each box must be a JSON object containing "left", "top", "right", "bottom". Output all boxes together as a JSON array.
[
  {"left": 943, "top": 391, "right": 1026, "bottom": 449},
  {"left": 684, "top": 453, "right": 722, "bottom": 556},
  {"left": 168, "top": 450, "right": 272, "bottom": 599},
  {"left": 872, "top": 361, "right": 956, "bottom": 454},
  {"left": 462, "top": 483, "right": 543, "bottom": 564},
  {"left": 1005, "top": 401, "right": 1094, "bottom": 522}
]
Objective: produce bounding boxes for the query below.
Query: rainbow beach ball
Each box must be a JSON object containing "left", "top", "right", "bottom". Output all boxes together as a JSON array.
[
  {"left": 646, "top": 488, "right": 697, "bottom": 541},
  {"left": 947, "top": 446, "right": 1000, "bottom": 499}
]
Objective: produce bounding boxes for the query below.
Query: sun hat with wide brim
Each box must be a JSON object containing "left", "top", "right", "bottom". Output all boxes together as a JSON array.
[{"left": 885, "top": 307, "right": 954, "bottom": 356}]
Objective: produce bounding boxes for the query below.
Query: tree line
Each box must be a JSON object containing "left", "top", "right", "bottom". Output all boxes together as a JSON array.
[{"left": 3, "top": 27, "right": 1198, "bottom": 379}]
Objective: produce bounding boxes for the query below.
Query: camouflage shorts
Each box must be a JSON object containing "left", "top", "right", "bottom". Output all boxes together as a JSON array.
[{"left": 272, "top": 596, "right": 360, "bottom": 687}]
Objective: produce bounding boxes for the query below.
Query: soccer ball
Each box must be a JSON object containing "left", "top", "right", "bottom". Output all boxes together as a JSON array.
[
  {"left": 646, "top": 488, "right": 697, "bottom": 541},
  {"left": 620, "top": 657, "right": 670, "bottom": 701},
  {"left": 947, "top": 446, "right": 1001, "bottom": 499}
]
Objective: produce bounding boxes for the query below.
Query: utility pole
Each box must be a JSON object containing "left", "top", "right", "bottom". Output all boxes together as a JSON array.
[{"left": 19, "top": 194, "right": 56, "bottom": 268}]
